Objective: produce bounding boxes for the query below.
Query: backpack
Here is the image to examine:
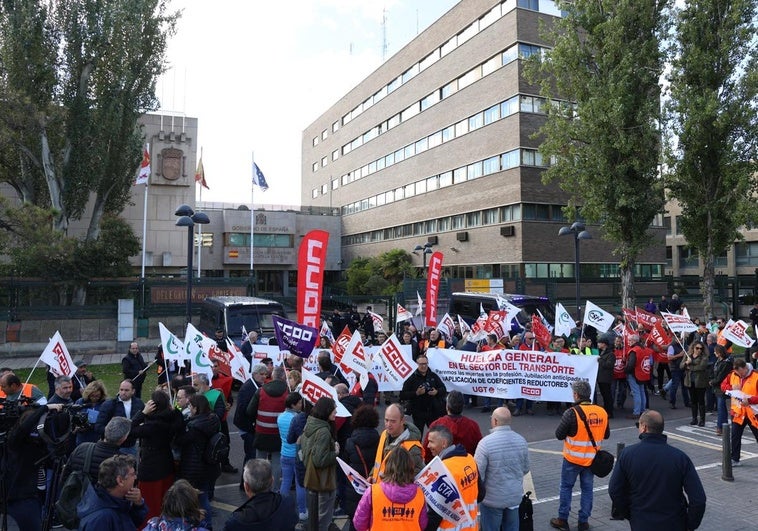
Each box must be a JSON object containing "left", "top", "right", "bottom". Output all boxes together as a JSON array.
[
  {"left": 55, "top": 442, "right": 96, "bottom": 529},
  {"left": 204, "top": 431, "right": 230, "bottom": 465}
]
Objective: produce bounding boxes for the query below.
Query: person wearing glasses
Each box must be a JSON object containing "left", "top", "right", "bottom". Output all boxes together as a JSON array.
[
  {"left": 682, "top": 342, "right": 709, "bottom": 426},
  {"left": 399, "top": 354, "right": 446, "bottom": 431}
]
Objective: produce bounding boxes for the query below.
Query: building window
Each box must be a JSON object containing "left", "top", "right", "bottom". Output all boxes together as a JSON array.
[
  {"left": 469, "top": 112, "right": 484, "bottom": 131},
  {"left": 420, "top": 91, "right": 440, "bottom": 111},
  {"left": 663, "top": 216, "right": 671, "bottom": 235},
  {"left": 679, "top": 246, "right": 699, "bottom": 268},
  {"left": 312, "top": 162, "right": 319, "bottom": 172},
  {"left": 484, "top": 104, "right": 501, "bottom": 125},
  {"left": 312, "top": 136, "right": 318, "bottom": 147},
  {"left": 736, "top": 243, "right": 758, "bottom": 265},
  {"left": 332, "top": 120, "right": 339, "bottom": 133},
  {"left": 441, "top": 79, "right": 458, "bottom": 99},
  {"left": 312, "top": 188, "right": 319, "bottom": 199},
  {"left": 332, "top": 179, "right": 339, "bottom": 190},
  {"left": 675, "top": 215, "right": 682, "bottom": 235},
  {"left": 518, "top": 0, "right": 540, "bottom": 12},
  {"left": 321, "top": 129, "right": 327, "bottom": 140},
  {"left": 420, "top": 49, "right": 440, "bottom": 71},
  {"left": 441, "top": 35, "right": 457, "bottom": 57},
  {"left": 321, "top": 156, "right": 328, "bottom": 167},
  {"left": 320, "top": 184, "right": 328, "bottom": 195},
  {"left": 483, "top": 208, "right": 499, "bottom": 225},
  {"left": 332, "top": 149, "right": 339, "bottom": 161}
]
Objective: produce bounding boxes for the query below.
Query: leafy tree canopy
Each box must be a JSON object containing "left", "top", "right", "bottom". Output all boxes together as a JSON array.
[{"left": 345, "top": 249, "right": 415, "bottom": 295}]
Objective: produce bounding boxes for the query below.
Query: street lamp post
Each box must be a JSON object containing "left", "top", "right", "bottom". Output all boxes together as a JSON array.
[
  {"left": 175, "top": 204, "right": 210, "bottom": 324},
  {"left": 558, "top": 222, "right": 592, "bottom": 318},
  {"left": 413, "top": 243, "right": 434, "bottom": 272}
]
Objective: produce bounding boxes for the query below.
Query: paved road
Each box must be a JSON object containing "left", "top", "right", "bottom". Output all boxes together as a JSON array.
[{"left": 1, "top": 352, "right": 754, "bottom": 529}]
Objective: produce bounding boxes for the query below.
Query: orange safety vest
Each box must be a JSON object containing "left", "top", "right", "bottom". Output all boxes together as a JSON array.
[
  {"left": 372, "top": 429, "right": 424, "bottom": 482},
  {"left": 563, "top": 404, "right": 608, "bottom": 467},
  {"left": 0, "top": 382, "right": 35, "bottom": 401},
  {"left": 439, "top": 454, "right": 479, "bottom": 531},
  {"left": 727, "top": 370, "right": 758, "bottom": 429},
  {"left": 370, "top": 483, "right": 425, "bottom": 531}
]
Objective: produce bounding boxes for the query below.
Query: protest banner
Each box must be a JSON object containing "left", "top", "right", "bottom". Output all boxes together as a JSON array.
[
  {"left": 427, "top": 348, "right": 598, "bottom": 402},
  {"left": 722, "top": 319, "right": 755, "bottom": 348},
  {"left": 416, "top": 456, "right": 476, "bottom": 528},
  {"left": 300, "top": 368, "right": 352, "bottom": 417},
  {"left": 374, "top": 334, "right": 414, "bottom": 389},
  {"left": 660, "top": 312, "right": 697, "bottom": 335}
]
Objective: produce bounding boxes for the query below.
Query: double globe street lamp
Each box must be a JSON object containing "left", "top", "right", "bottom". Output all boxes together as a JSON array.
[
  {"left": 558, "top": 221, "right": 592, "bottom": 318},
  {"left": 175, "top": 204, "right": 210, "bottom": 324}
]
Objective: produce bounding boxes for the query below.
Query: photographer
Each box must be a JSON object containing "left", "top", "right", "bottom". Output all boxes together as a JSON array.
[
  {"left": 2, "top": 402, "right": 66, "bottom": 531},
  {"left": 399, "top": 354, "right": 447, "bottom": 430}
]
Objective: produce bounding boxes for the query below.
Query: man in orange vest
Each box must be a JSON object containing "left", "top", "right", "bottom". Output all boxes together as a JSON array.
[
  {"left": 550, "top": 380, "right": 610, "bottom": 531},
  {"left": 425, "top": 425, "right": 482, "bottom": 531},
  {"left": 372, "top": 403, "right": 424, "bottom": 482},
  {"left": 721, "top": 358, "right": 758, "bottom": 467},
  {"left": 0, "top": 371, "right": 47, "bottom": 405}
]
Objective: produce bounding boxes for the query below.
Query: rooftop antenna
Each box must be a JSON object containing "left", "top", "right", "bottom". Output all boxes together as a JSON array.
[{"left": 381, "top": 8, "right": 388, "bottom": 61}]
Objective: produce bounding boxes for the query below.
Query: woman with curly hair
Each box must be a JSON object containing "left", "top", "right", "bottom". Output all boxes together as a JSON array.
[{"left": 74, "top": 380, "right": 107, "bottom": 445}]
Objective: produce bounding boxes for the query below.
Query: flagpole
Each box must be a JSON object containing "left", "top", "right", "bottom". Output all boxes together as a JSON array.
[
  {"left": 250, "top": 151, "right": 255, "bottom": 294},
  {"left": 196, "top": 147, "right": 203, "bottom": 278},
  {"left": 140, "top": 143, "right": 150, "bottom": 279},
  {"left": 23, "top": 357, "right": 42, "bottom": 386}
]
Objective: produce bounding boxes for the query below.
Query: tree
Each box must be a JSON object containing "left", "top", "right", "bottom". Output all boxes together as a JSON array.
[
  {"left": 663, "top": 0, "right": 758, "bottom": 319},
  {"left": 526, "top": 1, "right": 669, "bottom": 309},
  {"left": 0, "top": 0, "right": 178, "bottom": 238},
  {"left": 345, "top": 250, "right": 415, "bottom": 295}
]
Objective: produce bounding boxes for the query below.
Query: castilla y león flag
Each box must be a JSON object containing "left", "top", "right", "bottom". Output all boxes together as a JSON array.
[{"left": 297, "top": 230, "right": 330, "bottom": 329}]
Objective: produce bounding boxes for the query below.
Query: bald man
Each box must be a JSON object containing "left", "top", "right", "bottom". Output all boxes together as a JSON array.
[
  {"left": 474, "top": 407, "right": 530, "bottom": 531},
  {"left": 609, "top": 410, "right": 706, "bottom": 530},
  {"left": 371, "top": 403, "right": 424, "bottom": 482}
]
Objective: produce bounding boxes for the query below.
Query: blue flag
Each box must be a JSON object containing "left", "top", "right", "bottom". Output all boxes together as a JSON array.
[
  {"left": 253, "top": 162, "right": 269, "bottom": 191},
  {"left": 272, "top": 315, "right": 317, "bottom": 358}
]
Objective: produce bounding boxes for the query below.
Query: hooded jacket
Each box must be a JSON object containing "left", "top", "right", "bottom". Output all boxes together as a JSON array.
[
  {"left": 175, "top": 412, "right": 221, "bottom": 487},
  {"left": 76, "top": 484, "right": 148, "bottom": 531},
  {"left": 353, "top": 481, "right": 428, "bottom": 531},
  {"left": 300, "top": 415, "right": 338, "bottom": 492},
  {"left": 130, "top": 407, "right": 184, "bottom": 481},
  {"left": 222, "top": 490, "right": 298, "bottom": 531}
]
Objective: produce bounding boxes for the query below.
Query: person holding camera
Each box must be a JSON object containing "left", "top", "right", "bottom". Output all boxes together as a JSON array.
[
  {"left": 2, "top": 402, "right": 65, "bottom": 531},
  {"left": 399, "top": 354, "right": 446, "bottom": 431}
]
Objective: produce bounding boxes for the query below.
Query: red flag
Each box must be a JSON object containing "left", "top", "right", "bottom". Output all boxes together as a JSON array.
[
  {"left": 622, "top": 307, "right": 638, "bottom": 328},
  {"left": 634, "top": 307, "right": 660, "bottom": 330},
  {"left": 425, "top": 251, "right": 443, "bottom": 327},
  {"left": 650, "top": 320, "right": 673, "bottom": 349},
  {"left": 297, "top": 230, "right": 329, "bottom": 328},
  {"left": 195, "top": 155, "right": 209, "bottom": 189},
  {"left": 484, "top": 310, "right": 510, "bottom": 340},
  {"left": 532, "top": 314, "right": 552, "bottom": 350},
  {"left": 331, "top": 326, "right": 351, "bottom": 366},
  {"left": 135, "top": 147, "right": 150, "bottom": 185}
]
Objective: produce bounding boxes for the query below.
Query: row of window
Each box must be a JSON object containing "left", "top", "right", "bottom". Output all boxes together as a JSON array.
[
  {"left": 226, "top": 234, "right": 293, "bottom": 248},
  {"left": 337, "top": 148, "right": 551, "bottom": 215},
  {"left": 342, "top": 202, "right": 566, "bottom": 246},
  {"left": 311, "top": 91, "right": 553, "bottom": 197},
  {"left": 323, "top": 0, "right": 561, "bottom": 143},
  {"left": 664, "top": 243, "right": 756, "bottom": 268},
  {"left": 441, "top": 262, "right": 664, "bottom": 281}
]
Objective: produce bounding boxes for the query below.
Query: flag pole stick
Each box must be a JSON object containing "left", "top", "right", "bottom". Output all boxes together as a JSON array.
[
  {"left": 250, "top": 151, "right": 255, "bottom": 295},
  {"left": 140, "top": 143, "right": 150, "bottom": 279},
  {"left": 24, "top": 358, "right": 42, "bottom": 386},
  {"left": 196, "top": 147, "right": 203, "bottom": 278}
]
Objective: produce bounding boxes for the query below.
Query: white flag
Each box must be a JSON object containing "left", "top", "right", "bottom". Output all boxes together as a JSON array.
[
  {"left": 369, "top": 310, "right": 385, "bottom": 333},
  {"left": 340, "top": 330, "right": 370, "bottom": 389},
  {"left": 159, "top": 322, "right": 187, "bottom": 362},
  {"left": 375, "top": 334, "right": 415, "bottom": 387},
  {"left": 227, "top": 339, "right": 253, "bottom": 383},
  {"left": 722, "top": 319, "right": 755, "bottom": 348},
  {"left": 300, "top": 368, "right": 352, "bottom": 417},
  {"left": 184, "top": 323, "right": 214, "bottom": 380},
  {"left": 583, "top": 300, "right": 615, "bottom": 333},
  {"left": 415, "top": 456, "right": 476, "bottom": 528},
  {"left": 416, "top": 291, "right": 424, "bottom": 316},
  {"left": 554, "top": 302, "right": 574, "bottom": 338},
  {"left": 397, "top": 303, "right": 413, "bottom": 322},
  {"left": 337, "top": 457, "right": 371, "bottom": 495},
  {"left": 457, "top": 315, "right": 472, "bottom": 337},
  {"left": 39, "top": 331, "right": 76, "bottom": 377},
  {"left": 437, "top": 313, "right": 456, "bottom": 341},
  {"left": 660, "top": 312, "right": 698, "bottom": 335}
]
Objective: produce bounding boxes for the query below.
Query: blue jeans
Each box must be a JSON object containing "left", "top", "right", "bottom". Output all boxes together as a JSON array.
[
  {"left": 479, "top": 503, "right": 518, "bottom": 531},
  {"left": 668, "top": 368, "right": 690, "bottom": 407},
  {"left": 256, "top": 449, "right": 281, "bottom": 492},
  {"left": 717, "top": 395, "right": 728, "bottom": 429},
  {"left": 626, "top": 375, "right": 646, "bottom": 415},
  {"left": 197, "top": 485, "right": 213, "bottom": 529},
  {"left": 558, "top": 459, "right": 594, "bottom": 523},
  {"left": 281, "top": 455, "right": 307, "bottom": 514},
  {"left": 515, "top": 398, "right": 533, "bottom": 412}
]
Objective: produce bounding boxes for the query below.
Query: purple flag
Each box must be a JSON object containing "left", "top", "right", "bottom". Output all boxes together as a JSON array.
[{"left": 273, "top": 315, "right": 318, "bottom": 358}]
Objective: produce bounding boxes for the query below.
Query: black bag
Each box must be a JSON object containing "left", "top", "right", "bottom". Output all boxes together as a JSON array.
[
  {"left": 55, "top": 442, "right": 96, "bottom": 529},
  {"left": 519, "top": 490, "right": 534, "bottom": 531},
  {"left": 204, "top": 431, "right": 230, "bottom": 465},
  {"left": 573, "top": 406, "right": 615, "bottom": 477}
]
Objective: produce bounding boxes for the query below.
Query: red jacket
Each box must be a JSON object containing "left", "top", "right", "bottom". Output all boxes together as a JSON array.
[{"left": 422, "top": 414, "right": 483, "bottom": 463}]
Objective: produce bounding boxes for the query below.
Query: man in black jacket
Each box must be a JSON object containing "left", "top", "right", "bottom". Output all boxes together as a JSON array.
[
  {"left": 399, "top": 354, "right": 447, "bottom": 430},
  {"left": 95, "top": 380, "right": 145, "bottom": 455},
  {"left": 233, "top": 363, "right": 269, "bottom": 487},
  {"left": 62, "top": 417, "right": 132, "bottom": 484},
  {"left": 224, "top": 459, "right": 297, "bottom": 531},
  {"left": 122, "top": 342, "right": 148, "bottom": 399}
]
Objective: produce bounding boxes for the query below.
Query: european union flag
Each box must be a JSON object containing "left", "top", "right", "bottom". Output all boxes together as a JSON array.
[{"left": 253, "top": 162, "right": 269, "bottom": 191}]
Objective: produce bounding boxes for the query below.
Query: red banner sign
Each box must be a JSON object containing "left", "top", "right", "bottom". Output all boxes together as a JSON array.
[
  {"left": 297, "top": 230, "right": 330, "bottom": 328},
  {"left": 425, "top": 251, "right": 444, "bottom": 327}
]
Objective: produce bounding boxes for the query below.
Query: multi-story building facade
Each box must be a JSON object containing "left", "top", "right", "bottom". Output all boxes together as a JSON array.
[{"left": 301, "top": 0, "right": 666, "bottom": 289}]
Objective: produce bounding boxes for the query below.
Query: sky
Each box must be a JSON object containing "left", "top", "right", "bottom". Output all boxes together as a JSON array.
[{"left": 158, "top": 0, "right": 460, "bottom": 208}]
